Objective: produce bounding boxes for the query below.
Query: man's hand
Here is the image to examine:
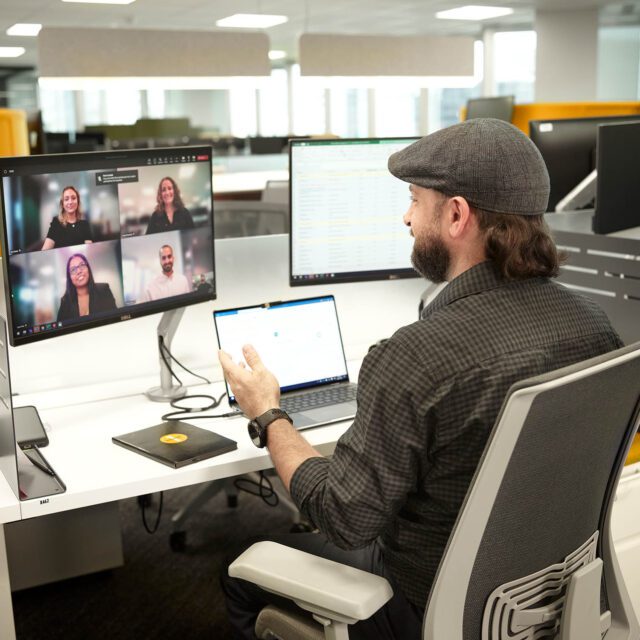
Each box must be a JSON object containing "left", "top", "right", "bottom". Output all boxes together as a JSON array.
[{"left": 218, "top": 344, "right": 280, "bottom": 419}]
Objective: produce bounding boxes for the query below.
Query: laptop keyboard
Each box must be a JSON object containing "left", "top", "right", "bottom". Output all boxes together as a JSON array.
[{"left": 281, "top": 384, "right": 357, "bottom": 413}]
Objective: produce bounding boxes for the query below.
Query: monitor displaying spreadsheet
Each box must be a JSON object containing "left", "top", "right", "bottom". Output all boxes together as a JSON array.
[{"left": 289, "top": 137, "right": 419, "bottom": 285}]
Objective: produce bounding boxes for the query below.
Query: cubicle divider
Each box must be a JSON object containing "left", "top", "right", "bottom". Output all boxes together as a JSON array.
[{"left": 461, "top": 101, "right": 640, "bottom": 135}]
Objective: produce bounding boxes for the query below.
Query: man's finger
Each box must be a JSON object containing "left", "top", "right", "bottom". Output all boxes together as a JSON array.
[
  {"left": 218, "top": 350, "right": 239, "bottom": 380},
  {"left": 242, "top": 344, "right": 264, "bottom": 370}
]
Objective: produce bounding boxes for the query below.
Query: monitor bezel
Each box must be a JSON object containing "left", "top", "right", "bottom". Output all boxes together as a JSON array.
[
  {"left": 288, "top": 136, "right": 420, "bottom": 287},
  {"left": 0, "top": 145, "right": 216, "bottom": 347}
]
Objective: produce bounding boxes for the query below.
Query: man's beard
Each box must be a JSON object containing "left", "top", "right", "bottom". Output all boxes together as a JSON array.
[{"left": 411, "top": 231, "right": 450, "bottom": 284}]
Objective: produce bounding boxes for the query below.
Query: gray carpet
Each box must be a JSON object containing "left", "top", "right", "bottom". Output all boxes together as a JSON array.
[{"left": 12, "top": 481, "right": 294, "bottom": 639}]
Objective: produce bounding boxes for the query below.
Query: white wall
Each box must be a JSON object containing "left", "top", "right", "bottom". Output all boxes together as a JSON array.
[{"left": 535, "top": 8, "right": 598, "bottom": 101}]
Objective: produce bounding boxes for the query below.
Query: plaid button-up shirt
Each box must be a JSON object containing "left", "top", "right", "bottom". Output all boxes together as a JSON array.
[{"left": 290, "top": 261, "right": 622, "bottom": 609}]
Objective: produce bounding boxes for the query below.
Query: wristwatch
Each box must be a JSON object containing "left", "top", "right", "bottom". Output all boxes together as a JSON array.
[{"left": 247, "top": 408, "right": 293, "bottom": 448}]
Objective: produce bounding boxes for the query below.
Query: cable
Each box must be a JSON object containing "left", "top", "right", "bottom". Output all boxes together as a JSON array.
[
  {"left": 141, "top": 492, "right": 164, "bottom": 534},
  {"left": 233, "top": 471, "right": 279, "bottom": 507},
  {"left": 159, "top": 339, "right": 211, "bottom": 385},
  {"left": 158, "top": 335, "right": 182, "bottom": 386},
  {"left": 160, "top": 392, "right": 242, "bottom": 422}
]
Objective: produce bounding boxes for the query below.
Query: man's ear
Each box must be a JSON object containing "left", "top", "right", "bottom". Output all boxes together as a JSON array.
[{"left": 446, "top": 196, "right": 474, "bottom": 239}]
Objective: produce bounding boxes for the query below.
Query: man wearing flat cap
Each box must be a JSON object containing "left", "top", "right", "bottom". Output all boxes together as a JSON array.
[{"left": 219, "top": 119, "right": 621, "bottom": 639}]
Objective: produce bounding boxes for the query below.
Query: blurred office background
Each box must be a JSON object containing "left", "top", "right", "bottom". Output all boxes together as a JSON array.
[{"left": 1, "top": 2, "right": 640, "bottom": 147}]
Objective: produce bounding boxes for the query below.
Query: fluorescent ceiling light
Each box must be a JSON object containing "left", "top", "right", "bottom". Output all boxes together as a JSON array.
[
  {"left": 216, "top": 14, "right": 288, "bottom": 29},
  {"left": 436, "top": 5, "right": 514, "bottom": 20},
  {"left": 7, "top": 23, "right": 42, "bottom": 36},
  {"left": 268, "top": 50, "right": 286, "bottom": 60},
  {"left": 61, "top": 0, "right": 136, "bottom": 4},
  {"left": 0, "top": 47, "right": 26, "bottom": 58}
]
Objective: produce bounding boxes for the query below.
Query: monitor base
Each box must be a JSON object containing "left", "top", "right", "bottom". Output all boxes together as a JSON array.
[{"left": 145, "top": 385, "right": 187, "bottom": 403}]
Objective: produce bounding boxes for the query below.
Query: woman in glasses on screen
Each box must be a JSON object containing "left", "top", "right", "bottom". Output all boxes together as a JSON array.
[
  {"left": 41, "top": 186, "right": 93, "bottom": 250},
  {"left": 57, "top": 253, "right": 116, "bottom": 322},
  {"left": 145, "top": 176, "right": 194, "bottom": 235}
]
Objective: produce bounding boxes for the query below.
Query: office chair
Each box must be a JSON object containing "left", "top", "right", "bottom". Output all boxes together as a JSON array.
[
  {"left": 466, "top": 95, "right": 515, "bottom": 122},
  {"left": 214, "top": 201, "right": 289, "bottom": 238},
  {"left": 262, "top": 180, "right": 289, "bottom": 205},
  {"left": 230, "top": 342, "right": 640, "bottom": 640}
]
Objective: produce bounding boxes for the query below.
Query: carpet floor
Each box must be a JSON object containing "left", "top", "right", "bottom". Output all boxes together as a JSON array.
[{"left": 12, "top": 480, "right": 294, "bottom": 639}]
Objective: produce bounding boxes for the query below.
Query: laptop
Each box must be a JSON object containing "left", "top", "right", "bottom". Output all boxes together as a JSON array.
[
  {"left": 214, "top": 295, "right": 357, "bottom": 429},
  {"left": 112, "top": 421, "right": 237, "bottom": 469}
]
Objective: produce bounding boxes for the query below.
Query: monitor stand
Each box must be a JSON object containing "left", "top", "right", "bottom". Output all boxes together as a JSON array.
[{"left": 145, "top": 308, "right": 188, "bottom": 403}]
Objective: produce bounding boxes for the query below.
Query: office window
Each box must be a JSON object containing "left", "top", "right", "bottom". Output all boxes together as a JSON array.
[
  {"left": 374, "top": 86, "right": 420, "bottom": 137},
  {"left": 428, "top": 86, "right": 482, "bottom": 131},
  {"left": 329, "top": 88, "right": 369, "bottom": 137},
  {"left": 229, "top": 86, "right": 258, "bottom": 137},
  {"left": 597, "top": 26, "right": 640, "bottom": 100},
  {"left": 6, "top": 70, "right": 39, "bottom": 112},
  {"left": 40, "top": 89, "right": 76, "bottom": 132},
  {"left": 493, "top": 31, "right": 536, "bottom": 103},
  {"left": 145, "top": 88, "right": 167, "bottom": 119},
  {"left": 290, "top": 64, "right": 327, "bottom": 136},
  {"left": 258, "top": 69, "right": 289, "bottom": 136}
]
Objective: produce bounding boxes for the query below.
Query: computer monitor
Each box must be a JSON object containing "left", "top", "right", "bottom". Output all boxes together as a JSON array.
[
  {"left": 289, "top": 137, "right": 419, "bottom": 286},
  {"left": 0, "top": 146, "right": 216, "bottom": 349},
  {"left": 530, "top": 115, "right": 640, "bottom": 211},
  {"left": 593, "top": 121, "right": 640, "bottom": 234},
  {"left": 466, "top": 95, "right": 514, "bottom": 122}
]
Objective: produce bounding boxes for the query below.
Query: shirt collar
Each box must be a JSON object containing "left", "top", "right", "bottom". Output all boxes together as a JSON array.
[{"left": 421, "top": 261, "right": 506, "bottom": 319}]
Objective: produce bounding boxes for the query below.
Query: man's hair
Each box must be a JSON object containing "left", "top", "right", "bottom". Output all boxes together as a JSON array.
[
  {"left": 159, "top": 244, "right": 173, "bottom": 257},
  {"left": 473, "top": 207, "right": 564, "bottom": 280}
]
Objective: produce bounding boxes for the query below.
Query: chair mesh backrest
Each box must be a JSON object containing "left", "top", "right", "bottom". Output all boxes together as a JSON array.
[{"left": 461, "top": 348, "right": 640, "bottom": 639}]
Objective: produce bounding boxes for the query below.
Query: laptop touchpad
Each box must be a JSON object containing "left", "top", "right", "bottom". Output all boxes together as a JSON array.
[{"left": 294, "top": 402, "right": 356, "bottom": 428}]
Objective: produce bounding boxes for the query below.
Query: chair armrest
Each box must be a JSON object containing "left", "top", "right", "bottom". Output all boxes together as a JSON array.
[{"left": 229, "top": 541, "right": 394, "bottom": 624}]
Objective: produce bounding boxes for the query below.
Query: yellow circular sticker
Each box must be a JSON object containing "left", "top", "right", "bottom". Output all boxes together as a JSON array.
[{"left": 160, "top": 433, "right": 188, "bottom": 444}]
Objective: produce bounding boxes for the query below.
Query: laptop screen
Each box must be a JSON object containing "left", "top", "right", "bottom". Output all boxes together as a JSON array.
[{"left": 214, "top": 296, "right": 349, "bottom": 402}]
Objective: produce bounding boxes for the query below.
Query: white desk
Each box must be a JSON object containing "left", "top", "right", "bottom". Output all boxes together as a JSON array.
[{"left": 13, "top": 371, "right": 357, "bottom": 521}]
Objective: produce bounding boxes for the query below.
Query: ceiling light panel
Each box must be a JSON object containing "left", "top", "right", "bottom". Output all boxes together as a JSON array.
[
  {"left": 7, "top": 23, "right": 42, "bottom": 37},
  {"left": 216, "top": 14, "right": 288, "bottom": 29},
  {"left": 436, "top": 5, "right": 514, "bottom": 20},
  {"left": 0, "top": 47, "right": 26, "bottom": 57}
]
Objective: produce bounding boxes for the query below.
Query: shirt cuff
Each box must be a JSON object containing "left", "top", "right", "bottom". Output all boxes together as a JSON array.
[{"left": 290, "top": 456, "right": 331, "bottom": 510}]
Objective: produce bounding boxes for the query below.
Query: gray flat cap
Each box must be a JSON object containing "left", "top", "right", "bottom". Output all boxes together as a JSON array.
[{"left": 388, "top": 118, "right": 550, "bottom": 215}]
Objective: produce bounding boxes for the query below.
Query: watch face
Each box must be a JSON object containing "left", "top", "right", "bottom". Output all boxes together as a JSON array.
[{"left": 248, "top": 420, "right": 265, "bottom": 448}]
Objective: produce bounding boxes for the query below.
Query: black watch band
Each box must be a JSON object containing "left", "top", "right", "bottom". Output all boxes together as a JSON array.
[{"left": 247, "top": 408, "right": 293, "bottom": 448}]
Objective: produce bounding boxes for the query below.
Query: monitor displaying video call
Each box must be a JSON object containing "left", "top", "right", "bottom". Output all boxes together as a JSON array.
[{"left": 0, "top": 146, "right": 216, "bottom": 346}]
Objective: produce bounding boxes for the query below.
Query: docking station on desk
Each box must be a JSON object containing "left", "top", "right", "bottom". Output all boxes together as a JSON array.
[{"left": 112, "top": 421, "right": 237, "bottom": 469}]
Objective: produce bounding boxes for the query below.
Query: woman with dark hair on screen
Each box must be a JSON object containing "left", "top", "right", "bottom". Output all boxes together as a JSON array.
[
  {"left": 145, "top": 176, "right": 195, "bottom": 234},
  {"left": 57, "top": 253, "right": 117, "bottom": 322},
  {"left": 42, "top": 186, "right": 93, "bottom": 250}
]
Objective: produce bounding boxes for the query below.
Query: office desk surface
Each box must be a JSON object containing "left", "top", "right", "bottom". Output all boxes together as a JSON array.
[{"left": 13, "top": 371, "right": 356, "bottom": 520}]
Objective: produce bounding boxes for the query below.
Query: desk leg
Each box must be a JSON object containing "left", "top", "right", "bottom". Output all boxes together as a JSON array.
[{"left": 0, "top": 524, "right": 16, "bottom": 640}]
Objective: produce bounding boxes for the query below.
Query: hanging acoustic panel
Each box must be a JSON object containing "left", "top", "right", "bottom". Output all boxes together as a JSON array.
[
  {"left": 38, "top": 27, "right": 271, "bottom": 77},
  {"left": 299, "top": 33, "right": 475, "bottom": 77}
]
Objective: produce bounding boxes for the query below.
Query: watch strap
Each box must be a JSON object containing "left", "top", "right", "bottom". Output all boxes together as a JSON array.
[{"left": 255, "top": 408, "right": 292, "bottom": 429}]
